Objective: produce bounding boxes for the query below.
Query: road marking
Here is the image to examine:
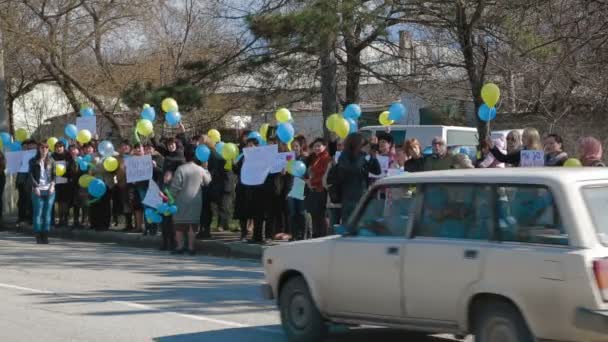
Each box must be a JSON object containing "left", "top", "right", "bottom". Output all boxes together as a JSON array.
[{"left": 0, "top": 282, "right": 282, "bottom": 335}]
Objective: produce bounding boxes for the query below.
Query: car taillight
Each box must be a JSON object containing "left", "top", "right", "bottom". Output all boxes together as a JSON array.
[{"left": 593, "top": 258, "right": 608, "bottom": 302}]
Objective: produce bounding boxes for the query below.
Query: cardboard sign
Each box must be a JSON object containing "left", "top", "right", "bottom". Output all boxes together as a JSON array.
[
  {"left": 369, "top": 155, "right": 390, "bottom": 178},
  {"left": 241, "top": 145, "right": 278, "bottom": 185},
  {"left": 142, "top": 180, "right": 163, "bottom": 209},
  {"left": 55, "top": 160, "right": 67, "bottom": 184},
  {"left": 520, "top": 150, "right": 544, "bottom": 167},
  {"left": 288, "top": 177, "right": 306, "bottom": 200},
  {"left": 271, "top": 152, "right": 295, "bottom": 173},
  {"left": 6, "top": 151, "right": 22, "bottom": 174},
  {"left": 19, "top": 150, "right": 36, "bottom": 173},
  {"left": 76, "top": 116, "right": 97, "bottom": 135},
  {"left": 125, "top": 155, "right": 153, "bottom": 183}
]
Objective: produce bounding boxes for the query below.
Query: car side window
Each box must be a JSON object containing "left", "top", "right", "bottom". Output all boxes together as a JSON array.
[
  {"left": 497, "top": 185, "right": 568, "bottom": 246},
  {"left": 353, "top": 185, "right": 417, "bottom": 237},
  {"left": 415, "top": 184, "right": 492, "bottom": 240}
]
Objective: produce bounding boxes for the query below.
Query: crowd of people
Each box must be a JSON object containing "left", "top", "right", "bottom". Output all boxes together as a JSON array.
[{"left": 0, "top": 124, "right": 605, "bottom": 251}]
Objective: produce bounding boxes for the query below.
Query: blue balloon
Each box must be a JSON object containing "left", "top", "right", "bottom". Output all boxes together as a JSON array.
[
  {"left": 80, "top": 107, "right": 95, "bottom": 117},
  {"left": 83, "top": 154, "right": 93, "bottom": 162},
  {"left": 0, "top": 132, "right": 11, "bottom": 145},
  {"left": 59, "top": 138, "right": 69, "bottom": 149},
  {"left": 157, "top": 203, "right": 170, "bottom": 215},
  {"left": 290, "top": 160, "right": 307, "bottom": 177},
  {"left": 388, "top": 102, "right": 406, "bottom": 121},
  {"left": 277, "top": 123, "right": 294, "bottom": 143},
  {"left": 87, "top": 178, "right": 107, "bottom": 198},
  {"left": 215, "top": 142, "right": 224, "bottom": 156},
  {"left": 195, "top": 145, "right": 211, "bottom": 162},
  {"left": 141, "top": 107, "right": 156, "bottom": 122},
  {"left": 165, "top": 111, "right": 181, "bottom": 126},
  {"left": 97, "top": 140, "right": 114, "bottom": 157},
  {"left": 168, "top": 205, "right": 178, "bottom": 215},
  {"left": 346, "top": 118, "right": 358, "bottom": 134},
  {"left": 145, "top": 208, "right": 161, "bottom": 223},
  {"left": 248, "top": 131, "right": 262, "bottom": 140},
  {"left": 78, "top": 158, "right": 89, "bottom": 171},
  {"left": 477, "top": 104, "right": 497, "bottom": 122},
  {"left": 64, "top": 124, "right": 78, "bottom": 139},
  {"left": 8, "top": 141, "right": 21, "bottom": 151},
  {"left": 423, "top": 146, "right": 433, "bottom": 156},
  {"left": 344, "top": 104, "right": 362, "bottom": 120}
]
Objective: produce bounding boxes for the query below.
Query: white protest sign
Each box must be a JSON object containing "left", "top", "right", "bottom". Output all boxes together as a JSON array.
[
  {"left": 55, "top": 160, "right": 67, "bottom": 184},
  {"left": 369, "top": 155, "right": 390, "bottom": 178},
  {"left": 334, "top": 151, "right": 342, "bottom": 163},
  {"left": 19, "top": 150, "right": 36, "bottom": 173},
  {"left": 288, "top": 177, "right": 306, "bottom": 200},
  {"left": 271, "top": 152, "right": 295, "bottom": 173},
  {"left": 387, "top": 168, "right": 405, "bottom": 178},
  {"left": 520, "top": 150, "right": 544, "bottom": 167},
  {"left": 6, "top": 151, "right": 22, "bottom": 174},
  {"left": 241, "top": 144, "right": 278, "bottom": 186},
  {"left": 126, "top": 155, "right": 153, "bottom": 183},
  {"left": 76, "top": 116, "right": 97, "bottom": 135},
  {"left": 142, "top": 180, "right": 163, "bottom": 209}
]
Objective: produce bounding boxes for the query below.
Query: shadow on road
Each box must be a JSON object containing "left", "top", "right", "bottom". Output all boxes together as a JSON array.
[{"left": 154, "top": 326, "right": 456, "bottom": 342}]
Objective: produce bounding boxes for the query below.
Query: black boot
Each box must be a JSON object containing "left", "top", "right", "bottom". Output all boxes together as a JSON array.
[
  {"left": 35, "top": 233, "right": 42, "bottom": 244},
  {"left": 41, "top": 232, "right": 49, "bottom": 244}
]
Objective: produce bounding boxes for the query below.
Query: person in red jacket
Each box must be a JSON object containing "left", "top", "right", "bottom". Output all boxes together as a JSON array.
[{"left": 305, "top": 138, "right": 332, "bottom": 238}]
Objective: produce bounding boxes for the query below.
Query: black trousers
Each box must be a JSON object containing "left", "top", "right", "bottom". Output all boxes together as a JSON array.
[
  {"left": 240, "top": 218, "right": 263, "bottom": 242},
  {"left": 307, "top": 190, "right": 328, "bottom": 238},
  {"left": 17, "top": 183, "right": 32, "bottom": 222},
  {"left": 89, "top": 191, "right": 111, "bottom": 230},
  {"left": 161, "top": 216, "right": 175, "bottom": 250}
]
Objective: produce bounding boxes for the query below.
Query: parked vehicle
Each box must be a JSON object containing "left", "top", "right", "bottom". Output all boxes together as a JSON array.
[
  {"left": 262, "top": 168, "right": 608, "bottom": 342},
  {"left": 491, "top": 129, "right": 524, "bottom": 142},
  {"left": 359, "top": 125, "right": 478, "bottom": 147}
]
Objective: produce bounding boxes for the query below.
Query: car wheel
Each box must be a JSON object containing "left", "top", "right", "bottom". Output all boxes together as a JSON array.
[
  {"left": 279, "top": 276, "right": 327, "bottom": 342},
  {"left": 473, "top": 300, "right": 534, "bottom": 342}
]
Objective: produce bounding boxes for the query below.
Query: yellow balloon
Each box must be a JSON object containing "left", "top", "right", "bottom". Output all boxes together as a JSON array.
[
  {"left": 76, "top": 129, "right": 92, "bottom": 144},
  {"left": 379, "top": 111, "right": 394, "bottom": 126},
  {"left": 222, "top": 143, "right": 239, "bottom": 160},
  {"left": 481, "top": 83, "right": 500, "bottom": 108},
  {"left": 563, "top": 158, "right": 582, "bottom": 167},
  {"left": 325, "top": 113, "right": 341, "bottom": 131},
  {"left": 334, "top": 118, "right": 350, "bottom": 139},
  {"left": 15, "top": 128, "right": 28, "bottom": 142},
  {"left": 207, "top": 129, "right": 221, "bottom": 143},
  {"left": 224, "top": 159, "right": 232, "bottom": 171},
  {"left": 103, "top": 157, "right": 119, "bottom": 172},
  {"left": 47, "top": 137, "right": 58, "bottom": 152},
  {"left": 161, "top": 98, "right": 178, "bottom": 113},
  {"left": 136, "top": 119, "right": 154, "bottom": 137},
  {"left": 78, "top": 174, "right": 94, "bottom": 188},
  {"left": 143, "top": 103, "right": 150, "bottom": 109},
  {"left": 55, "top": 163, "right": 66, "bottom": 177},
  {"left": 275, "top": 108, "right": 292, "bottom": 123},
  {"left": 259, "top": 123, "right": 269, "bottom": 140}
]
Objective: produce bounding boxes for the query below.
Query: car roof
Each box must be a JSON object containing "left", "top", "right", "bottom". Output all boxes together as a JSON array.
[
  {"left": 360, "top": 125, "right": 477, "bottom": 131},
  {"left": 377, "top": 168, "right": 608, "bottom": 186}
]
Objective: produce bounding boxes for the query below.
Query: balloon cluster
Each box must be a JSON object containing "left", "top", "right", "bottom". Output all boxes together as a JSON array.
[
  {"left": 145, "top": 190, "right": 179, "bottom": 224},
  {"left": 162, "top": 98, "right": 181, "bottom": 127},
  {"left": 286, "top": 160, "right": 306, "bottom": 178},
  {"left": 478, "top": 83, "right": 500, "bottom": 122},
  {"left": 326, "top": 104, "right": 361, "bottom": 139},
  {"left": 378, "top": 102, "right": 406, "bottom": 127}
]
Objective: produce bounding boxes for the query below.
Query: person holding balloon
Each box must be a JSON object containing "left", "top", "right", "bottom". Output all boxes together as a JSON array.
[
  {"left": 28, "top": 141, "right": 56, "bottom": 244},
  {"left": 488, "top": 128, "right": 543, "bottom": 167},
  {"left": 170, "top": 144, "right": 212, "bottom": 255},
  {"left": 304, "top": 138, "right": 332, "bottom": 238},
  {"left": 285, "top": 139, "right": 308, "bottom": 240},
  {"left": 51, "top": 140, "right": 75, "bottom": 228},
  {"left": 198, "top": 135, "right": 229, "bottom": 240}
]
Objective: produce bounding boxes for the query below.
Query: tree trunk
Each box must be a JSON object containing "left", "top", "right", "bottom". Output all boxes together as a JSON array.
[
  {"left": 344, "top": 44, "right": 361, "bottom": 105},
  {"left": 0, "top": 29, "right": 8, "bottom": 133},
  {"left": 320, "top": 47, "right": 338, "bottom": 140}
]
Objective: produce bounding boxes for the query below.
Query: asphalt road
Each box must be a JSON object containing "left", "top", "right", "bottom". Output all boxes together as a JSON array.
[{"left": 0, "top": 231, "right": 462, "bottom": 342}]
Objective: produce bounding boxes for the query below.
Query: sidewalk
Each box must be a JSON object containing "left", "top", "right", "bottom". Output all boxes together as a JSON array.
[{"left": 0, "top": 217, "right": 265, "bottom": 261}]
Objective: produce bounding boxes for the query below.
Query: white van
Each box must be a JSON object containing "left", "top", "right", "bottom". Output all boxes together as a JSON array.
[
  {"left": 491, "top": 129, "right": 524, "bottom": 142},
  {"left": 359, "top": 125, "right": 479, "bottom": 148}
]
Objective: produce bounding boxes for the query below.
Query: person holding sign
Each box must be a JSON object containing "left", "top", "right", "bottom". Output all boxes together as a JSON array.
[
  {"left": 169, "top": 145, "right": 211, "bottom": 255},
  {"left": 51, "top": 140, "right": 74, "bottom": 228},
  {"left": 489, "top": 128, "right": 543, "bottom": 167},
  {"left": 28, "top": 142, "right": 56, "bottom": 244}
]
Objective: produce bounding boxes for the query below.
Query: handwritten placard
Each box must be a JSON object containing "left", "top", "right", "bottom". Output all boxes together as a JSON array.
[
  {"left": 19, "top": 150, "right": 36, "bottom": 173},
  {"left": 126, "top": 155, "right": 153, "bottom": 183},
  {"left": 142, "top": 180, "right": 163, "bottom": 208},
  {"left": 76, "top": 116, "right": 97, "bottom": 135},
  {"left": 271, "top": 152, "right": 295, "bottom": 173},
  {"left": 6, "top": 151, "right": 22, "bottom": 174},
  {"left": 369, "top": 155, "right": 390, "bottom": 178},
  {"left": 520, "top": 150, "right": 544, "bottom": 167},
  {"left": 55, "top": 160, "right": 67, "bottom": 184},
  {"left": 241, "top": 145, "right": 278, "bottom": 185}
]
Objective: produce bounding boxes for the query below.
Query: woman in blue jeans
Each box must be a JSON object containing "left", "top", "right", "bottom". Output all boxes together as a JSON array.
[{"left": 29, "top": 142, "right": 56, "bottom": 244}]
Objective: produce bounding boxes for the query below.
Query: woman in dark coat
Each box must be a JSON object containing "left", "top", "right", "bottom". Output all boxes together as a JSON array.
[
  {"left": 335, "top": 133, "right": 381, "bottom": 223},
  {"left": 52, "top": 141, "right": 74, "bottom": 227}
]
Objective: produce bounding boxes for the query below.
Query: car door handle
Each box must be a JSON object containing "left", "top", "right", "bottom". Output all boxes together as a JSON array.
[
  {"left": 386, "top": 246, "right": 399, "bottom": 255},
  {"left": 464, "top": 249, "right": 478, "bottom": 259}
]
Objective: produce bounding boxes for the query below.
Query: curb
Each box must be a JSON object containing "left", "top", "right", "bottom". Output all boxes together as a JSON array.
[{"left": 2, "top": 225, "right": 264, "bottom": 262}]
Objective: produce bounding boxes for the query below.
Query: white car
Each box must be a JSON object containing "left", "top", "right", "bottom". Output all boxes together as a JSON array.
[{"left": 261, "top": 168, "right": 608, "bottom": 342}]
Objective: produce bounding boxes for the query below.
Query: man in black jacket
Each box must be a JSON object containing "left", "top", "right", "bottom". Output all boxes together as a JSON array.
[{"left": 198, "top": 143, "right": 229, "bottom": 239}]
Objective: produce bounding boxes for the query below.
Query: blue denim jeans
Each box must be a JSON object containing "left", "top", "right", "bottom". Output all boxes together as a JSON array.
[
  {"left": 32, "top": 191, "right": 56, "bottom": 232},
  {"left": 287, "top": 198, "right": 306, "bottom": 240}
]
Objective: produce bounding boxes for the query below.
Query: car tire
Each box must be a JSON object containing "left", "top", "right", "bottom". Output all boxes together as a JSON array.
[
  {"left": 473, "top": 300, "right": 534, "bottom": 342},
  {"left": 279, "top": 276, "right": 327, "bottom": 342}
]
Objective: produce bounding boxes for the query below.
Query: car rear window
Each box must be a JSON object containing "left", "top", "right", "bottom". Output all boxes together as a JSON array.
[
  {"left": 447, "top": 130, "right": 478, "bottom": 146},
  {"left": 582, "top": 186, "right": 608, "bottom": 245}
]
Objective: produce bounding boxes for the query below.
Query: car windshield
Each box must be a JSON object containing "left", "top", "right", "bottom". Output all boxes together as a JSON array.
[{"left": 582, "top": 186, "right": 608, "bottom": 245}]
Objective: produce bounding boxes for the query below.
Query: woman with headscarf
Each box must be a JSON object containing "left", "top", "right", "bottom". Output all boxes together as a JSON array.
[
  {"left": 577, "top": 136, "right": 605, "bottom": 167},
  {"left": 489, "top": 128, "right": 543, "bottom": 167}
]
